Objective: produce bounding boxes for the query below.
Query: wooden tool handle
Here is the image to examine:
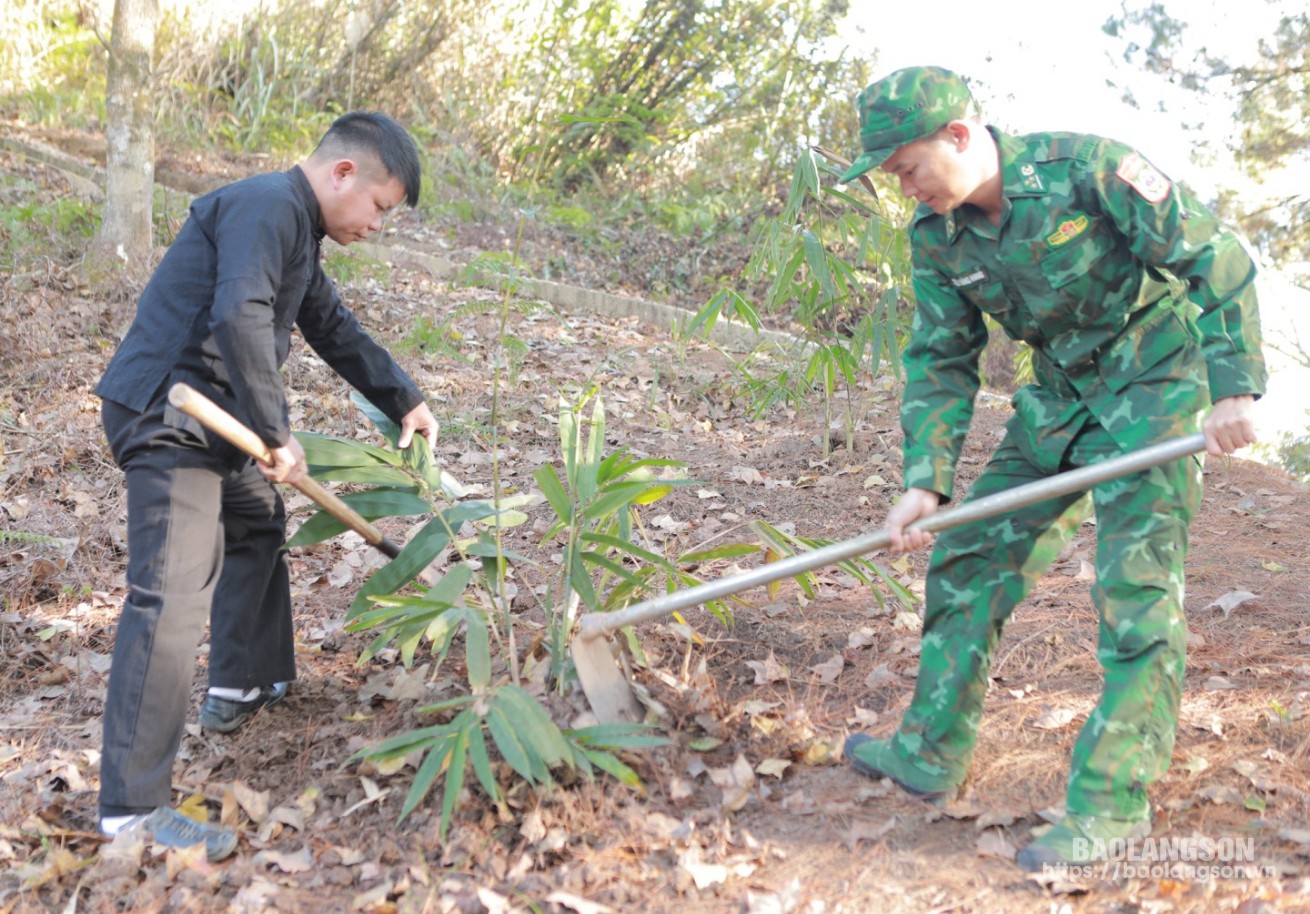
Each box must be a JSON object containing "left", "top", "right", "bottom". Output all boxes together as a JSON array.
[{"left": 167, "top": 382, "right": 402, "bottom": 558}]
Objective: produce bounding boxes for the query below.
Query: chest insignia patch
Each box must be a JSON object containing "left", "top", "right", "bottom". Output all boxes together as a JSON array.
[
  {"left": 1046, "top": 214, "right": 1090, "bottom": 248},
  {"left": 1115, "top": 152, "right": 1171, "bottom": 203},
  {"left": 949, "top": 269, "right": 988, "bottom": 289}
]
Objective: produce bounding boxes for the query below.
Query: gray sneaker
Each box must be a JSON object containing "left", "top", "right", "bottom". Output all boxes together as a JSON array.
[
  {"left": 199, "top": 682, "right": 288, "bottom": 733},
  {"left": 106, "top": 807, "right": 238, "bottom": 862}
]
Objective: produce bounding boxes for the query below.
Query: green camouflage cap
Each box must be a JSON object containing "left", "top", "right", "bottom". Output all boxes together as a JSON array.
[{"left": 840, "top": 66, "right": 980, "bottom": 183}]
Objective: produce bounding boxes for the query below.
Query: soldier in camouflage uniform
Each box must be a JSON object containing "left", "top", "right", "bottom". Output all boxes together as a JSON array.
[{"left": 836, "top": 66, "right": 1265, "bottom": 871}]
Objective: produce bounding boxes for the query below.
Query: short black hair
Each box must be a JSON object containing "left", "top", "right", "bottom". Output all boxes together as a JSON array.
[{"left": 313, "top": 111, "right": 421, "bottom": 207}]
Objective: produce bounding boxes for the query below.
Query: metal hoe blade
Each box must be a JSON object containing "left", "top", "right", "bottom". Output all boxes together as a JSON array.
[{"left": 572, "top": 433, "right": 1207, "bottom": 723}]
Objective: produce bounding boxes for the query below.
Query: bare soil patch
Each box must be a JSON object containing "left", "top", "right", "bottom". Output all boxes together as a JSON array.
[{"left": 1, "top": 141, "right": 1308, "bottom": 914}]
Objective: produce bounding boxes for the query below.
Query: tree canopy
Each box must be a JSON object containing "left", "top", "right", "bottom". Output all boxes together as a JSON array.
[{"left": 1103, "top": 1, "right": 1309, "bottom": 279}]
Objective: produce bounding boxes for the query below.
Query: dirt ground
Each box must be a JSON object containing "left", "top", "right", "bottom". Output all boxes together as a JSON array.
[{"left": 1, "top": 142, "right": 1309, "bottom": 914}]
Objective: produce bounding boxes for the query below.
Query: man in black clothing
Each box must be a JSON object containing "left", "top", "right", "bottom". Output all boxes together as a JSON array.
[{"left": 95, "top": 111, "right": 438, "bottom": 860}]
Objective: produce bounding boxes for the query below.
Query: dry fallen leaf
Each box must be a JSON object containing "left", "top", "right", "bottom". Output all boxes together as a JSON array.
[
  {"left": 678, "top": 847, "right": 729, "bottom": 889},
  {"left": 254, "top": 845, "right": 314, "bottom": 874},
  {"left": 743, "top": 877, "right": 804, "bottom": 914},
  {"left": 847, "top": 628, "right": 877, "bottom": 649},
  {"left": 755, "top": 758, "right": 791, "bottom": 779},
  {"left": 1206, "top": 590, "right": 1258, "bottom": 620},
  {"left": 1031, "top": 707, "right": 1076, "bottom": 730},
  {"left": 975, "top": 827, "right": 1017, "bottom": 860},
  {"left": 810, "top": 654, "right": 844, "bottom": 684},
  {"left": 844, "top": 816, "right": 895, "bottom": 850},
  {"left": 849, "top": 706, "right": 879, "bottom": 727},
  {"left": 729, "top": 466, "right": 766, "bottom": 485},
  {"left": 708, "top": 754, "right": 756, "bottom": 812},
  {"left": 233, "top": 780, "right": 270, "bottom": 825},
  {"left": 745, "top": 651, "right": 789, "bottom": 685},
  {"left": 545, "top": 890, "right": 616, "bottom": 914},
  {"left": 1198, "top": 784, "right": 1244, "bottom": 805}
]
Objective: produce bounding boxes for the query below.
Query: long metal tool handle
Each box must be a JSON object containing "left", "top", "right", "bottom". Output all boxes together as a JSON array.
[
  {"left": 578, "top": 433, "right": 1206, "bottom": 641},
  {"left": 168, "top": 382, "right": 406, "bottom": 560}
]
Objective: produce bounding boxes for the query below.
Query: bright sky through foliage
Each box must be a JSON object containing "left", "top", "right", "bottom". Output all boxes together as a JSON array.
[{"left": 839, "top": 0, "right": 1309, "bottom": 451}]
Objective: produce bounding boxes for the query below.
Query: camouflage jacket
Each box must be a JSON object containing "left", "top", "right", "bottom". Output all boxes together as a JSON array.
[{"left": 901, "top": 127, "right": 1266, "bottom": 498}]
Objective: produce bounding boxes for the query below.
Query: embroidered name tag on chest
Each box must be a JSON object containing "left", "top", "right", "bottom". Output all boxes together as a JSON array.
[
  {"left": 949, "top": 268, "right": 988, "bottom": 289},
  {"left": 1046, "top": 214, "right": 1090, "bottom": 248}
]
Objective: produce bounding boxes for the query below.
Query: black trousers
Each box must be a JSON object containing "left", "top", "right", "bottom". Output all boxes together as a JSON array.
[{"left": 99, "top": 396, "right": 296, "bottom": 817}]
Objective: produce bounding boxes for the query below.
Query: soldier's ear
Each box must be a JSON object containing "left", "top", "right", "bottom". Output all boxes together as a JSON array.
[{"left": 943, "top": 121, "right": 972, "bottom": 151}]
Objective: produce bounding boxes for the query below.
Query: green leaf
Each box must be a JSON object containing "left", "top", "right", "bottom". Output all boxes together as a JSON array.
[
  {"left": 574, "top": 745, "right": 642, "bottom": 788},
  {"left": 462, "top": 608, "right": 491, "bottom": 691},
  {"left": 568, "top": 722, "right": 669, "bottom": 750},
  {"left": 583, "top": 480, "right": 659, "bottom": 521},
  {"left": 350, "top": 390, "right": 402, "bottom": 445},
  {"left": 286, "top": 489, "right": 431, "bottom": 548},
  {"left": 463, "top": 539, "right": 532, "bottom": 564},
  {"left": 581, "top": 532, "right": 671, "bottom": 568},
  {"left": 568, "top": 555, "right": 600, "bottom": 612},
  {"left": 414, "top": 695, "right": 477, "bottom": 716},
  {"left": 579, "top": 549, "right": 645, "bottom": 588},
  {"left": 534, "top": 464, "right": 574, "bottom": 524},
  {"left": 347, "top": 501, "right": 496, "bottom": 617},
  {"left": 486, "top": 700, "right": 539, "bottom": 784},
  {"left": 400, "top": 728, "right": 454, "bottom": 820},
  {"left": 802, "top": 229, "right": 837, "bottom": 306},
  {"left": 438, "top": 718, "right": 469, "bottom": 836},
  {"left": 298, "top": 431, "right": 403, "bottom": 467},
  {"left": 678, "top": 543, "right": 761, "bottom": 563},
  {"left": 312, "top": 465, "right": 418, "bottom": 487},
  {"left": 497, "top": 686, "right": 572, "bottom": 768},
  {"left": 427, "top": 561, "right": 473, "bottom": 606},
  {"left": 466, "top": 722, "right": 501, "bottom": 805},
  {"left": 558, "top": 394, "right": 580, "bottom": 488},
  {"left": 356, "top": 721, "right": 455, "bottom": 761}
]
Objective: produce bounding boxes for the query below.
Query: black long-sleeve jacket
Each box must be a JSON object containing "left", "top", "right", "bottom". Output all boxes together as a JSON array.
[{"left": 96, "top": 165, "right": 422, "bottom": 449}]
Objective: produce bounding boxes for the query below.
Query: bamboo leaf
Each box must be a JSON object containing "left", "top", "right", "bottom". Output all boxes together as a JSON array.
[
  {"left": 579, "top": 549, "right": 645, "bottom": 588},
  {"left": 583, "top": 480, "right": 659, "bottom": 520},
  {"left": 400, "top": 730, "right": 453, "bottom": 820},
  {"left": 498, "top": 686, "right": 572, "bottom": 768},
  {"left": 462, "top": 608, "right": 491, "bottom": 691},
  {"left": 678, "top": 543, "right": 761, "bottom": 563},
  {"left": 357, "top": 722, "right": 453, "bottom": 761},
  {"left": 438, "top": 721, "right": 469, "bottom": 837},
  {"left": 533, "top": 463, "right": 574, "bottom": 525},
  {"left": 574, "top": 745, "right": 642, "bottom": 788},
  {"left": 581, "top": 531, "right": 671, "bottom": 568},
  {"left": 568, "top": 555, "right": 601, "bottom": 612},
  {"left": 312, "top": 464, "right": 418, "bottom": 487},
  {"left": 466, "top": 722, "right": 501, "bottom": 805},
  {"left": 486, "top": 701, "right": 539, "bottom": 784},
  {"left": 349, "top": 390, "right": 401, "bottom": 444},
  {"left": 298, "top": 431, "right": 403, "bottom": 467},
  {"left": 568, "top": 723, "right": 669, "bottom": 749},
  {"left": 802, "top": 229, "right": 837, "bottom": 305}
]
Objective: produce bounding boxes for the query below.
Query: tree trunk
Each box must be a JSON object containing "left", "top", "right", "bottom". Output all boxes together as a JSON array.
[{"left": 98, "top": 0, "right": 158, "bottom": 267}]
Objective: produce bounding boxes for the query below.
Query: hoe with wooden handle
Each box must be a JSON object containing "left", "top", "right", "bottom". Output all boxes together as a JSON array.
[
  {"left": 573, "top": 434, "right": 1208, "bottom": 724},
  {"left": 168, "top": 382, "right": 434, "bottom": 586}
]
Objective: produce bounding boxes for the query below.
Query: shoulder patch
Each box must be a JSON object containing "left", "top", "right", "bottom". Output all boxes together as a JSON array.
[{"left": 1115, "top": 152, "right": 1170, "bottom": 203}]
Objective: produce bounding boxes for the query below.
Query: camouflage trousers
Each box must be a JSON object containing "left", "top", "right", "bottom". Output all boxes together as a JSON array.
[{"left": 888, "top": 415, "right": 1203, "bottom": 822}]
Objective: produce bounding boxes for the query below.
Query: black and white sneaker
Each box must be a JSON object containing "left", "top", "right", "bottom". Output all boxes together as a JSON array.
[
  {"left": 199, "top": 682, "right": 288, "bottom": 733},
  {"left": 103, "top": 807, "right": 238, "bottom": 862}
]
